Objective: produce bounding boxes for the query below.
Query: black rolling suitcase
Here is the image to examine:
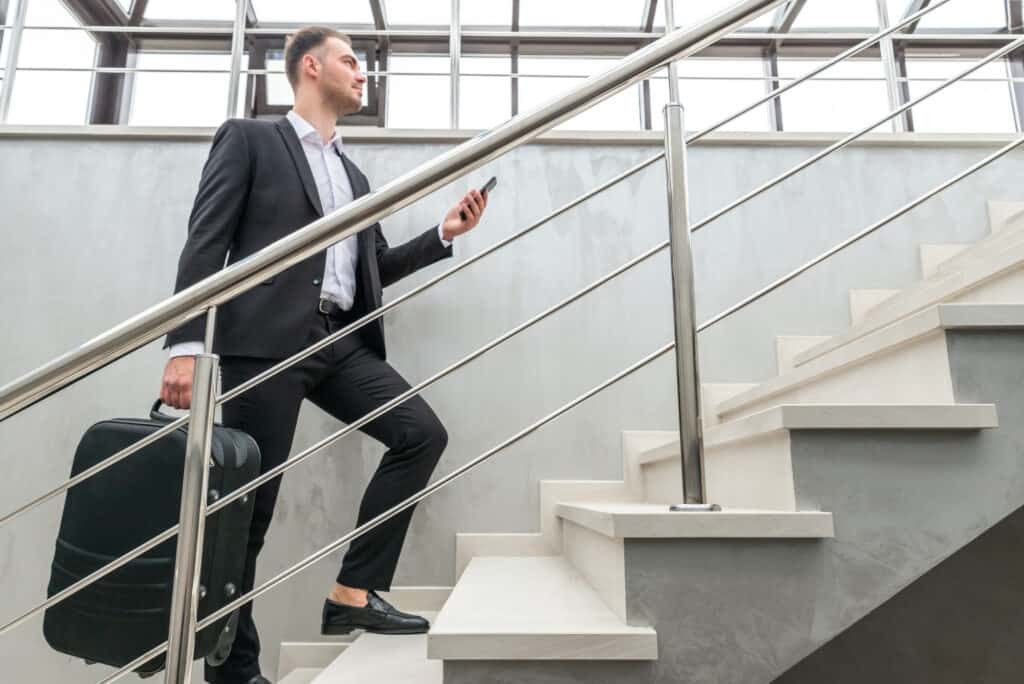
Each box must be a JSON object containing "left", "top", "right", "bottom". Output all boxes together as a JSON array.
[{"left": 43, "top": 400, "right": 261, "bottom": 677}]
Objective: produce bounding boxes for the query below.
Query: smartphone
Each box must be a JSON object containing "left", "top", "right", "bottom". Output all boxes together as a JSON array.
[{"left": 460, "top": 176, "right": 497, "bottom": 221}]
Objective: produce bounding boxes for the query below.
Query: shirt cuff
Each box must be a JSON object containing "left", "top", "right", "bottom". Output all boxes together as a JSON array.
[
  {"left": 169, "top": 341, "right": 205, "bottom": 358},
  {"left": 438, "top": 220, "right": 452, "bottom": 248}
]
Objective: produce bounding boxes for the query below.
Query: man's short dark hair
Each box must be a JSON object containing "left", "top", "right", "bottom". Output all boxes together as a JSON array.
[{"left": 284, "top": 26, "right": 352, "bottom": 89}]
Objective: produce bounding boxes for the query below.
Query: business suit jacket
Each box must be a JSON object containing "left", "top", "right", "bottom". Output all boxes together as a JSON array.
[{"left": 165, "top": 117, "right": 453, "bottom": 360}]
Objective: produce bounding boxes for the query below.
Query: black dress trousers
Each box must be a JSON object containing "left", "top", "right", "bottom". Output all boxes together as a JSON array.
[{"left": 205, "top": 310, "right": 447, "bottom": 684}]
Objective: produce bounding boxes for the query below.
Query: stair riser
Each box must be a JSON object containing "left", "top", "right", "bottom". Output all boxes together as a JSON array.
[
  {"left": 849, "top": 290, "right": 899, "bottom": 327},
  {"left": 720, "top": 330, "right": 955, "bottom": 423},
  {"left": 562, "top": 519, "right": 628, "bottom": 622},
  {"left": 776, "top": 336, "right": 831, "bottom": 374},
  {"left": 705, "top": 431, "right": 797, "bottom": 511}
]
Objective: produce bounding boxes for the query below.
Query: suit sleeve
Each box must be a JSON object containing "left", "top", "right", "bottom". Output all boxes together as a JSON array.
[
  {"left": 374, "top": 222, "right": 454, "bottom": 288},
  {"left": 164, "top": 119, "right": 252, "bottom": 347}
]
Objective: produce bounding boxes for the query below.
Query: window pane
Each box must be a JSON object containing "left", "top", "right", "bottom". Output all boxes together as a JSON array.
[
  {"left": 252, "top": 0, "right": 375, "bottom": 24},
  {"left": 518, "top": 57, "right": 640, "bottom": 130},
  {"left": 906, "top": 58, "right": 1016, "bottom": 133},
  {"left": 113, "top": 0, "right": 131, "bottom": 13},
  {"left": 265, "top": 54, "right": 293, "bottom": 105},
  {"left": 130, "top": 53, "right": 234, "bottom": 126},
  {"left": 462, "top": 0, "right": 512, "bottom": 27},
  {"left": 145, "top": 0, "right": 235, "bottom": 21},
  {"left": 778, "top": 58, "right": 889, "bottom": 132},
  {"left": 649, "top": 59, "right": 772, "bottom": 132},
  {"left": 791, "top": 0, "right": 878, "bottom": 29},
  {"left": 387, "top": 55, "right": 449, "bottom": 128},
  {"left": 666, "top": 0, "right": 775, "bottom": 30},
  {"left": 386, "top": 0, "right": 450, "bottom": 26},
  {"left": 521, "top": 0, "right": 645, "bottom": 28},
  {"left": 459, "top": 55, "right": 510, "bottom": 129},
  {"left": 913, "top": 1, "right": 1006, "bottom": 29},
  {"left": 8, "top": 0, "right": 95, "bottom": 125}
]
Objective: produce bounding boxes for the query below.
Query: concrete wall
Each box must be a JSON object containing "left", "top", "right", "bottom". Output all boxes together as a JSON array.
[{"left": 1, "top": 132, "right": 1022, "bottom": 681}]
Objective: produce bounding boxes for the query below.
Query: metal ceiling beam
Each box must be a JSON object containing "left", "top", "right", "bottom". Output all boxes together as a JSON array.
[
  {"left": 511, "top": 0, "right": 520, "bottom": 115},
  {"left": 773, "top": 0, "right": 807, "bottom": 33},
  {"left": 1007, "top": 1, "right": 1024, "bottom": 131},
  {"left": 129, "top": 0, "right": 147, "bottom": 25},
  {"left": 902, "top": 0, "right": 932, "bottom": 33},
  {"left": 62, "top": 0, "right": 130, "bottom": 30},
  {"left": 642, "top": 0, "right": 659, "bottom": 32}
]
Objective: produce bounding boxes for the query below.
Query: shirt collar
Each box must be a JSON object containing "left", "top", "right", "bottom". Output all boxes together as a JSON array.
[{"left": 286, "top": 109, "right": 343, "bottom": 154}]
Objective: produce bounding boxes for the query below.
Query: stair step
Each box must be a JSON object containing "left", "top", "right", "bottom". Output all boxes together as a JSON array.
[
  {"left": 794, "top": 220, "right": 1024, "bottom": 368},
  {"left": 716, "top": 303, "right": 1024, "bottom": 422},
  {"left": 704, "top": 403, "right": 998, "bottom": 448},
  {"left": 427, "top": 556, "right": 657, "bottom": 661},
  {"left": 555, "top": 502, "right": 834, "bottom": 539},
  {"left": 281, "top": 669, "right": 324, "bottom": 684},
  {"left": 312, "top": 615, "right": 441, "bottom": 683}
]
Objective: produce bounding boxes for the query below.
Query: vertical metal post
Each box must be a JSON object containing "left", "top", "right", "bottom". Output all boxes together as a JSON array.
[
  {"left": 0, "top": 0, "right": 29, "bottom": 124},
  {"left": 226, "top": 0, "right": 247, "bottom": 119},
  {"left": 165, "top": 309, "right": 219, "bottom": 684},
  {"left": 450, "top": 0, "right": 460, "bottom": 128},
  {"left": 662, "top": 0, "right": 717, "bottom": 513},
  {"left": 877, "top": 0, "right": 910, "bottom": 132}
]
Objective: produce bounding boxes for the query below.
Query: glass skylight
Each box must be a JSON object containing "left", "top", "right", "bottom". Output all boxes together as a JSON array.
[
  {"left": 251, "top": 0, "right": 375, "bottom": 25},
  {"left": 145, "top": 0, "right": 235, "bottom": 21},
  {"left": 790, "top": 0, "right": 879, "bottom": 29},
  {"left": 667, "top": 0, "right": 775, "bottom": 30},
  {"left": 906, "top": 58, "right": 1016, "bottom": 133},
  {"left": 777, "top": 58, "right": 889, "bottom": 132},
  {"left": 385, "top": 0, "right": 449, "bottom": 26},
  {"left": 520, "top": 0, "right": 645, "bottom": 28}
]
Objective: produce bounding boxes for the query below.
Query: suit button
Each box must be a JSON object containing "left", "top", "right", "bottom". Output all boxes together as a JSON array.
[{"left": 313, "top": 277, "right": 322, "bottom": 286}]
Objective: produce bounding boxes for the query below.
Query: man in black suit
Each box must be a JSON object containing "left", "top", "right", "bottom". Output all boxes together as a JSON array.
[{"left": 159, "top": 26, "right": 488, "bottom": 684}]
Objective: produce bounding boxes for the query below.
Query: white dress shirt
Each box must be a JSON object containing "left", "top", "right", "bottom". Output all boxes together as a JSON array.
[{"left": 170, "top": 110, "right": 450, "bottom": 358}]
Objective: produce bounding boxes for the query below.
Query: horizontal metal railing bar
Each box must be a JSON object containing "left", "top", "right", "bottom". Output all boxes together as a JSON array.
[
  {"left": 697, "top": 133, "right": 1024, "bottom": 332},
  {"left": 0, "top": 0, "right": 954, "bottom": 533},
  {"left": 0, "top": 0, "right": 786, "bottom": 423},
  {"left": 0, "top": 233, "right": 669, "bottom": 638},
  {"left": 96, "top": 340, "right": 675, "bottom": 684},
  {"left": 0, "top": 525, "right": 180, "bottom": 638},
  {"left": 206, "top": 237, "right": 670, "bottom": 516},
  {"left": 214, "top": 161, "right": 665, "bottom": 408},
  {"left": 689, "top": 34, "right": 1024, "bottom": 234},
  {"left": 0, "top": 415, "right": 189, "bottom": 529}
]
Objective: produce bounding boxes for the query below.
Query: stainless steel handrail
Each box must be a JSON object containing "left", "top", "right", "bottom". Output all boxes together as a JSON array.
[
  {"left": 0, "top": 0, "right": 787, "bottom": 422},
  {"left": 94, "top": 341, "right": 676, "bottom": 684},
  {"left": 0, "top": 0, "right": 957, "bottom": 535}
]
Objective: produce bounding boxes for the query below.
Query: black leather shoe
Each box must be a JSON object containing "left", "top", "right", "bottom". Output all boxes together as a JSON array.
[{"left": 321, "top": 591, "right": 430, "bottom": 636}]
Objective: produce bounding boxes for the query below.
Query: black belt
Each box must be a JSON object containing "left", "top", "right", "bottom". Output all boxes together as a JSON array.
[{"left": 318, "top": 297, "right": 356, "bottom": 321}]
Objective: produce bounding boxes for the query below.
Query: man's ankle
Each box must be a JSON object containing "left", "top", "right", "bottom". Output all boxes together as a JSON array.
[{"left": 328, "top": 583, "right": 368, "bottom": 607}]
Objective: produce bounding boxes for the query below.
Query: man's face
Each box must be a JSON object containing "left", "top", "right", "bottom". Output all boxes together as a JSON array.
[{"left": 310, "top": 37, "right": 367, "bottom": 116}]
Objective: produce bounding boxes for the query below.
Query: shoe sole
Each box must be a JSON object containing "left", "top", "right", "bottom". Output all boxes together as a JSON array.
[{"left": 321, "top": 625, "right": 429, "bottom": 636}]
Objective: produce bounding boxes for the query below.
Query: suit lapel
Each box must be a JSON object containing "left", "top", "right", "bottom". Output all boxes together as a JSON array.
[{"left": 275, "top": 117, "right": 324, "bottom": 217}]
